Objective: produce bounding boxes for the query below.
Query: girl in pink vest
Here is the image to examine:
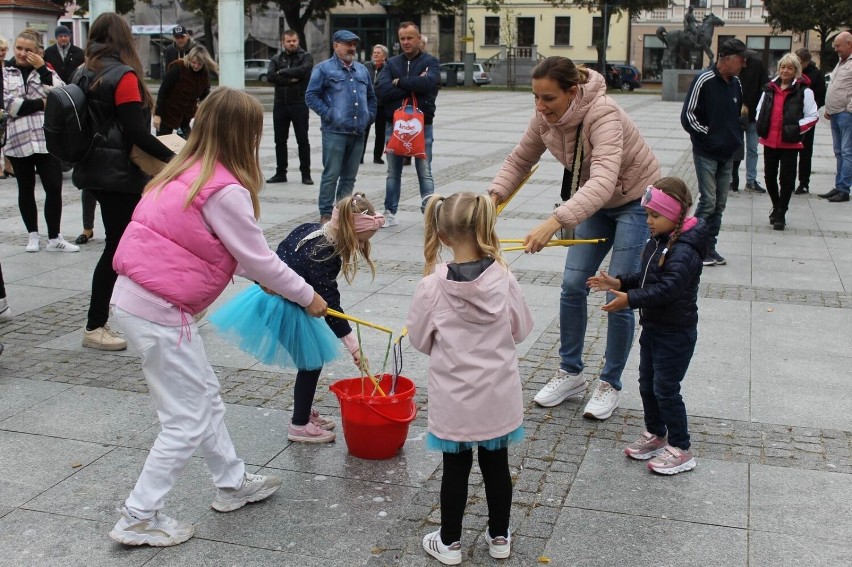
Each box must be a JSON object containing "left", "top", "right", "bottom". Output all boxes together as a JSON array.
[
  {"left": 406, "top": 192, "right": 533, "bottom": 564},
  {"left": 108, "top": 88, "right": 327, "bottom": 548}
]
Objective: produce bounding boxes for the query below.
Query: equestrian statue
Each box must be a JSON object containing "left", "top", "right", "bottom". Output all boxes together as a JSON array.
[{"left": 656, "top": 10, "right": 726, "bottom": 68}]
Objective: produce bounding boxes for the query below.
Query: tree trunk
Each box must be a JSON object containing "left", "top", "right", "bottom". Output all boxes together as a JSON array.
[{"left": 203, "top": 16, "right": 215, "bottom": 57}]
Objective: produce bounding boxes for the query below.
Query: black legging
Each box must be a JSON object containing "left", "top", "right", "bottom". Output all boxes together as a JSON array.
[
  {"left": 440, "top": 447, "right": 512, "bottom": 545},
  {"left": 292, "top": 368, "right": 323, "bottom": 426},
  {"left": 86, "top": 190, "right": 141, "bottom": 330},
  {"left": 8, "top": 153, "right": 64, "bottom": 239}
]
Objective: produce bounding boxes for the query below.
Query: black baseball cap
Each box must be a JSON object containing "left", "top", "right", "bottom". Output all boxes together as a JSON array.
[
  {"left": 718, "top": 39, "right": 757, "bottom": 59},
  {"left": 172, "top": 25, "right": 187, "bottom": 37}
]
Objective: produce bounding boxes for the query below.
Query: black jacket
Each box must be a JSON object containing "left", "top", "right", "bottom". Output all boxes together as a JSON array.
[
  {"left": 802, "top": 62, "right": 826, "bottom": 108},
  {"left": 681, "top": 66, "right": 744, "bottom": 162},
  {"left": 756, "top": 79, "right": 807, "bottom": 144},
  {"left": 737, "top": 55, "right": 769, "bottom": 122},
  {"left": 375, "top": 50, "right": 440, "bottom": 123},
  {"left": 267, "top": 48, "right": 313, "bottom": 104},
  {"left": 618, "top": 219, "right": 709, "bottom": 330},
  {"left": 43, "top": 43, "right": 84, "bottom": 85}
]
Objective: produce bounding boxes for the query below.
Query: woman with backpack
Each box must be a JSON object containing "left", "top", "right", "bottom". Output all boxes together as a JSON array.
[
  {"left": 73, "top": 12, "right": 175, "bottom": 351},
  {"left": 3, "top": 28, "right": 78, "bottom": 253}
]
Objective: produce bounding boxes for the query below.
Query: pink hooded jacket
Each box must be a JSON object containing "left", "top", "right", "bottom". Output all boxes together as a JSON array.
[
  {"left": 405, "top": 261, "right": 534, "bottom": 442},
  {"left": 488, "top": 70, "right": 660, "bottom": 229}
]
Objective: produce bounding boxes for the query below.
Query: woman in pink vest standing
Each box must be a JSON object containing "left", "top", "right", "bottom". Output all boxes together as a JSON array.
[{"left": 107, "top": 87, "right": 327, "bottom": 547}]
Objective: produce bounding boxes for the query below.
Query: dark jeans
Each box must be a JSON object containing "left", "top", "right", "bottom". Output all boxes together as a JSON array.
[
  {"left": 81, "top": 189, "right": 97, "bottom": 231},
  {"left": 764, "top": 146, "right": 798, "bottom": 212},
  {"left": 693, "top": 153, "right": 733, "bottom": 252},
  {"left": 86, "top": 191, "right": 141, "bottom": 330},
  {"left": 362, "top": 106, "right": 386, "bottom": 162},
  {"left": 440, "top": 447, "right": 511, "bottom": 544},
  {"left": 9, "top": 153, "right": 64, "bottom": 239},
  {"left": 272, "top": 102, "right": 311, "bottom": 176},
  {"left": 292, "top": 368, "right": 322, "bottom": 426},
  {"left": 798, "top": 127, "right": 816, "bottom": 188},
  {"left": 637, "top": 327, "right": 697, "bottom": 451}
]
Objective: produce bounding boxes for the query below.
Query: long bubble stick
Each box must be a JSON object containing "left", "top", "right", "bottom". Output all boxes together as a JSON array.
[
  {"left": 327, "top": 309, "right": 394, "bottom": 335},
  {"left": 496, "top": 164, "right": 539, "bottom": 216},
  {"left": 502, "top": 239, "right": 608, "bottom": 252}
]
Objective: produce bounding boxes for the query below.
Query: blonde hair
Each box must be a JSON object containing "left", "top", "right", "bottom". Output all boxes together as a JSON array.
[
  {"left": 650, "top": 177, "right": 692, "bottom": 268},
  {"left": 0, "top": 35, "right": 9, "bottom": 51},
  {"left": 422, "top": 192, "right": 505, "bottom": 275},
  {"left": 146, "top": 87, "right": 264, "bottom": 218},
  {"left": 777, "top": 52, "right": 802, "bottom": 79},
  {"left": 184, "top": 45, "right": 218, "bottom": 74},
  {"left": 15, "top": 28, "right": 43, "bottom": 53},
  {"left": 321, "top": 192, "right": 377, "bottom": 283}
]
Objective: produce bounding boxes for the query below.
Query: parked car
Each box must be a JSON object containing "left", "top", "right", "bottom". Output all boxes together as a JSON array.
[
  {"left": 439, "top": 62, "right": 491, "bottom": 86},
  {"left": 245, "top": 59, "right": 269, "bottom": 82},
  {"left": 613, "top": 64, "right": 642, "bottom": 91}
]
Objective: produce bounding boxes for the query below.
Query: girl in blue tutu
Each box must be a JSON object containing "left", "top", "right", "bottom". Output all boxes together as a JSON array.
[{"left": 213, "top": 193, "right": 383, "bottom": 444}]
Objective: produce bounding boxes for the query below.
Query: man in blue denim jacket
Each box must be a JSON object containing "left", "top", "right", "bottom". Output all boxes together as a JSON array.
[{"left": 306, "top": 30, "right": 377, "bottom": 223}]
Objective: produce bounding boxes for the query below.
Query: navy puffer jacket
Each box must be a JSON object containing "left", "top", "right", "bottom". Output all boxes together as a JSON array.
[{"left": 617, "top": 219, "right": 709, "bottom": 330}]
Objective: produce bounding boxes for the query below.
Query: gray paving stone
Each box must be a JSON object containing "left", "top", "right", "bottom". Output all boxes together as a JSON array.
[
  {"left": 749, "top": 530, "right": 852, "bottom": 566},
  {"left": 148, "top": 539, "right": 343, "bottom": 566},
  {"left": 0, "top": 375, "right": 73, "bottom": 420}
]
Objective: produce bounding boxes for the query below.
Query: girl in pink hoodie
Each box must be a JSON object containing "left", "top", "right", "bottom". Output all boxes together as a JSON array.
[
  {"left": 108, "top": 88, "right": 327, "bottom": 548},
  {"left": 406, "top": 192, "right": 534, "bottom": 565}
]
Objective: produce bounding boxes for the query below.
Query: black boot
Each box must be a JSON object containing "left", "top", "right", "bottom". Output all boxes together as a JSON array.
[
  {"left": 772, "top": 209, "right": 786, "bottom": 231},
  {"left": 769, "top": 208, "right": 777, "bottom": 224}
]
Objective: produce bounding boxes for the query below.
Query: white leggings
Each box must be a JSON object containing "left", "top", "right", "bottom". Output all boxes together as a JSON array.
[{"left": 114, "top": 307, "right": 245, "bottom": 516}]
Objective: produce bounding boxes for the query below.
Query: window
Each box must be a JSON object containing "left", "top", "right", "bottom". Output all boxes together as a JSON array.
[
  {"left": 484, "top": 17, "right": 500, "bottom": 45},
  {"left": 554, "top": 16, "right": 571, "bottom": 46},
  {"left": 517, "top": 17, "right": 534, "bottom": 47},
  {"left": 689, "top": 0, "right": 708, "bottom": 7},
  {"left": 728, "top": 0, "right": 746, "bottom": 7}
]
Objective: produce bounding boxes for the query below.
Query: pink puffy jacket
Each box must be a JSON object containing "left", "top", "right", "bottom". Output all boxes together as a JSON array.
[{"left": 488, "top": 70, "right": 660, "bottom": 229}]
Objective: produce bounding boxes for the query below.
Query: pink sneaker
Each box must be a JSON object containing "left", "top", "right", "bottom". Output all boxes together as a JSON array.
[
  {"left": 309, "top": 407, "right": 336, "bottom": 431},
  {"left": 647, "top": 445, "right": 696, "bottom": 475},
  {"left": 288, "top": 421, "right": 336, "bottom": 443},
  {"left": 624, "top": 432, "right": 668, "bottom": 460}
]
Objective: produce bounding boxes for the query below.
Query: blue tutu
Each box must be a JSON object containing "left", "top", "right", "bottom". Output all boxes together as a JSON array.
[
  {"left": 425, "top": 426, "right": 525, "bottom": 453},
  {"left": 209, "top": 285, "right": 340, "bottom": 370}
]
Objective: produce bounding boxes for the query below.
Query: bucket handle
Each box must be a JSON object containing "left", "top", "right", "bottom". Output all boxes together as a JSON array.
[{"left": 363, "top": 400, "right": 417, "bottom": 424}]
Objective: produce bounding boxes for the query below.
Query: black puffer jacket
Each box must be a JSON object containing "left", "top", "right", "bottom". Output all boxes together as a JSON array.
[{"left": 618, "top": 219, "right": 709, "bottom": 330}]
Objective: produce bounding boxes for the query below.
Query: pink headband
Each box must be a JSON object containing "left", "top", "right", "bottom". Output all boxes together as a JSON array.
[
  {"left": 330, "top": 205, "right": 385, "bottom": 233},
  {"left": 642, "top": 186, "right": 684, "bottom": 223}
]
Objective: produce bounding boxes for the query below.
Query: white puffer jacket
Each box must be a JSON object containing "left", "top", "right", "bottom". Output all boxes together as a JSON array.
[{"left": 489, "top": 70, "right": 660, "bottom": 229}]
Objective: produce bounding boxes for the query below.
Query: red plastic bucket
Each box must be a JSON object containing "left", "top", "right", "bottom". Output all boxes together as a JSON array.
[{"left": 329, "top": 374, "right": 417, "bottom": 460}]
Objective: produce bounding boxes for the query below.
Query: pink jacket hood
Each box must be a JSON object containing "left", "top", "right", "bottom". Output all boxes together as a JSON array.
[
  {"left": 405, "top": 261, "right": 534, "bottom": 442},
  {"left": 489, "top": 69, "right": 660, "bottom": 229}
]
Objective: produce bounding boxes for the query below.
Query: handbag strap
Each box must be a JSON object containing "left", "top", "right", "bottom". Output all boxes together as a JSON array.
[
  {"left": 560, "top": 122, "right": 584, "bottom": 201},
  {"left": 401, "top": 93, "right": 419, "bottom": 109}
]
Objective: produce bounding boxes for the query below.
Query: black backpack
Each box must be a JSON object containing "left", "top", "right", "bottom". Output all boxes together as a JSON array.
[{"left": 43, "top": 82, "right": 93, "bottom": 163}]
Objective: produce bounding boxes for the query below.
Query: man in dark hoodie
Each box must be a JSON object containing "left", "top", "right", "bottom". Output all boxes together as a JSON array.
[
  {"left": 163, "top": 26, "right": 194, "bottom": 69},
  {"left": 732, "top": 53, "right": 769, "bottom": 193},
  {"left": 682, "top": 39, "right": 754, "bottom": 267},
  {"left": 794, "top": 48, "right": 826, "bottom": 194}
]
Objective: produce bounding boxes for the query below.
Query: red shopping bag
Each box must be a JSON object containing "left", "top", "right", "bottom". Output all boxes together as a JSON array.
[{"left": 385, "top": 95, "right": 426, "bottom": 159}]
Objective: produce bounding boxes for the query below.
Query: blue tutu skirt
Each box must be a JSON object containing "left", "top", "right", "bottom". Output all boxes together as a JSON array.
[
  {"left": 425, "top": 426, "right": 525, "bottom": 453},
  {"left": 208, "top": 285, "right": 340, "bottom": 370}
]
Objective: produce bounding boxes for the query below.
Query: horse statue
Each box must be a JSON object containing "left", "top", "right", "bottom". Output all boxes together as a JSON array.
[{"left": 656, "top": 13, "right": 726, "bottom": 69}]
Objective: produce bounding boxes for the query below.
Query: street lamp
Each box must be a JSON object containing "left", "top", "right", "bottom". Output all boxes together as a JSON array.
[
  {"left": 464, "top": 18, "right": 475, "bottom": 87},
  {"left": 468, "top": 17, "right": 475, "bottom": 48}
]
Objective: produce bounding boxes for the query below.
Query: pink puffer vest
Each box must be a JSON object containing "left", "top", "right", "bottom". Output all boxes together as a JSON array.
[{"left": 113, "top": 161, "right": 242, "bottom": 315}]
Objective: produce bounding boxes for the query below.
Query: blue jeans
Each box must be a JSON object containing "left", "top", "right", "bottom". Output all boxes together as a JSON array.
[
  {"left": 830, "top": 111, "right": 852, "bottom": 194},
  {"left": 637, "top": 327, "right": 697, "bottom": 451},
  {"left": 383, "top": 123, "right": 434, "bottom": 214},
  {"left": 745, "top": 121, "right": 759, "bottom": 184},
  {"left": 693, "top": 153, "right": 733, "bottom": 251},
  {"left": 559, "top": 199, "right": 648, "bottom": 390},
  {"left": 318, "top": 131, "right": 365, "bottom": 216}
]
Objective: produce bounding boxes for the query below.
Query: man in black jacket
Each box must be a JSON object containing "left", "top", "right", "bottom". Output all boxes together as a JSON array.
[
  {"left": 43, "top": 26, "right": 84, "bottom": 84},
  {"left": 266, "top": 30, "right": 314, "bottom": 185},
  {"left": 163, "top": 26, "right": 194, "bottom": 70},
  {"left": 734, "top": 54, "right": 769, "bottom": 193},
  {"left": 795, "top": 48, "right": 827, "bottom": 194}
]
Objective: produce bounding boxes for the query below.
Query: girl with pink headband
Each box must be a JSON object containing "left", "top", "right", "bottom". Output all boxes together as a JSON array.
[
  {"left": 212, "top": 192, "right": 383, "bottom": 443},
  {"left": 588, "top": 177, "right": 709, "bottom": 475}
]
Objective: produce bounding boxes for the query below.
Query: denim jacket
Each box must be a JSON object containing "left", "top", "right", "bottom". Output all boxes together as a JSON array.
[{"left": 305, "top": 54, "right": 376, "bottom": 135}]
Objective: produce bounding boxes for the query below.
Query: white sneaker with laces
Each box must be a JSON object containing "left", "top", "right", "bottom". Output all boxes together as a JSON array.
[
  {"left": 0, "top": 298, "right": 11, "bottom": 321},
  {"left": 109, "top": 506, "right": 194, "bottom": 547},
  {"left": 211, "top": 472, "right": 282, "bottom": 512},
  {"left": 422, "top": 529, "right": 462, "bottom": 565},
  {"left": 486, "top": 529, "right": 511, "bottom": 559},
  {"left": 583, "top": 381, "right": 621, "bottom": 420},
  {"left": 382, "top": 211, "right": 398, "bottom": 228},
  {"left": 46, "top": 234, "right": 80, "bottom": 253},
  {"left": 533, "top": 370, "right": 586, "bottom": 407},
  {"left": 26, "top": 232, "right": 39, "bottom": 252}
]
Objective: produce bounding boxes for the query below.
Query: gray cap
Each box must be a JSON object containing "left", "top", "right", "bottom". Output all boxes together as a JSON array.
[
  {"left": 718, "top": 39, "right": 757, "bottom": 59},
  {"left": 333, "top": 30, "right": 360, "bottom": 44}
]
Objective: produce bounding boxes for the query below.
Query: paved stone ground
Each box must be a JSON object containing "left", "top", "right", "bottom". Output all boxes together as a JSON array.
[{"left": 0, "top": 88, "right": 850, "bottom": 566}]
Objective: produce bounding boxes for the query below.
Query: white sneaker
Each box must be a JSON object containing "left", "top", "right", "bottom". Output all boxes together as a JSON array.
[
  {"left": 211, "top": 472, "right": 282, "bottom": 512},
  {"left": 26, "top": 232, "right": 39, "bottom": 252},
  {"left": 46, "top": 234, "right": 80, "bottom": 253},
  {"left": 109, "top": 507, "right": 194, "bottom": 547},
  {"left": 422, "top": 529, "right": 462, "bottom": 565},
  {"left": 0, "top": 298, "right": 11, "bottom": 321},
  {"left": 82, "top": 325, "right": 127, "bottom": 351},
  {"left": 583, "top": 381, "right": 621, "bottom": 420},
  {"left": 382, "top": 211, "right": 399, "bottom": 228},
  {"left": 533, "top": 370, "right": 586, "bottom": 407},
  {"left": 486, "top": 529, "right": 511, "bottom": 559}
]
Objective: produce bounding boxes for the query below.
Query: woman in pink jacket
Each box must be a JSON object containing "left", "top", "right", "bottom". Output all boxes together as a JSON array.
[
  {"left": 406, "top": 192, "right": 533, "bottom": 564},
  {"left": 107, "top": 88, "right": 327, "bottom": 548},
  {"left": 489, "top": 56, "right": 659, "bottom": 421}
]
